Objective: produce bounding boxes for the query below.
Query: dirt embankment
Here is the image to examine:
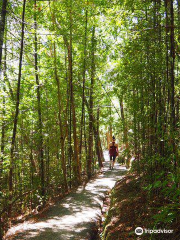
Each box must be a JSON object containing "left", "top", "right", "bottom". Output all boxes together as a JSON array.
[{"left": 100, "top": 175, "right": 180, "bottom": 240}]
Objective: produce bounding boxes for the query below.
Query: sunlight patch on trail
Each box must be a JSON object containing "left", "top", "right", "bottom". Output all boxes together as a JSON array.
[{"left": 6, "top": 151, "right": 126, "bottom": 240}]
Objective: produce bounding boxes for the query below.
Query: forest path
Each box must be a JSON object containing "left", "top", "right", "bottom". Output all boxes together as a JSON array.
[{"left": 6, "top": 151, "right": 126, "bottom": 240}]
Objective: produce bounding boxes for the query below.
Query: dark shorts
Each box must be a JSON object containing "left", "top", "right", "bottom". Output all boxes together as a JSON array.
[{"left": 110, "top": 155, "right": 116, "bottom": 162}]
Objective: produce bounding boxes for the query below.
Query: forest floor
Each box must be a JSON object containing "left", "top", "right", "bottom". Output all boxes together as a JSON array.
[
  {"left": 5, "top": 151, "right": 126, "bottom": 240},
  {"left": 101, "top": 174, "right": 180, "bottom": 240}
]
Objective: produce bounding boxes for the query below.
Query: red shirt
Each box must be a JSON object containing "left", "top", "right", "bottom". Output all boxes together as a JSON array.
[{"left": 109, "top": 142, "right": 118, "bottom": 156}]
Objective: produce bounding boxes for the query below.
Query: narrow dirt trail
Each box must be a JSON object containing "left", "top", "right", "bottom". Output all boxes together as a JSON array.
[{"left": 6, "top": 152, "right": 126, "bottom": 240}]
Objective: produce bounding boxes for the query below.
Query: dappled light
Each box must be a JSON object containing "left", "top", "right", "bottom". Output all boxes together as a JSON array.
[{"left": 6, "top": 152, "right": 126, "bottom": 240}]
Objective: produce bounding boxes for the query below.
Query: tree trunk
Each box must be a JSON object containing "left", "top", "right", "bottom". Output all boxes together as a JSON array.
[
  {"left": 0, "top": 33, "right": 7, "bottom": 240},
  {"left": 177, "top": 0, "right": 180, "bottom": 127},
  {"left": 0, "top": 0, "right": 7, "bottom": 71},
  {"left": 9, "top": 0, "right": 26, "bottom": 217},
  {"left": 85, "top": 98, "right": 104, "bottom": 168},
  {"left": 119, "top": 98, "right": 130, "bottom": 168},
  {"left": 79, "top": 10, "right": 88, "bottom": 164},
  {"left": 53, "top": 42, "right": 68, "bottom": 191},
  {"left": 169, "top": 0, "right": 176, "bottom": 173},
  {"left": 96, "top": 107, "right": 104, "bottom": 162},
  {"left": 64, "top": 1, "right": 81, "bottom": 185},
  {"left": 65, "top": 45, "right": 72, "bottom": 189},
  {"left": 0, "top": 42, "right": 7, "bottom": 172},
  {"left": 87, "top": 25, "right": 95, "bottom": 178},
  {"left": 34, "top": 0, "right": 45, "bottom": 199},
  {"left": 164, "top": 0, "right": 176, "bottom": 169},
  {"left": 169, "top": 0, "right": 175, "bottom": 132}
]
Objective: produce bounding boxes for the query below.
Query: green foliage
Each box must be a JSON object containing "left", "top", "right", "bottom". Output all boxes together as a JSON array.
[{"left": 153, "top": 206, "right": 178, "bottom": 225}]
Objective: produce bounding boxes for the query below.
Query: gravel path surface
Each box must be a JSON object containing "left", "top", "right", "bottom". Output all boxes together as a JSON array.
[{"left": 6, "top": 151, "right": 126, "bottom": 240}]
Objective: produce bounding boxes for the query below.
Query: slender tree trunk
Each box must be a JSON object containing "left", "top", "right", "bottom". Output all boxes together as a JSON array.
[
  {"left": 53, "top": 42, "right": 68, "bottom": 191},
  {"left": 86, "top": 26, "right": 103, "bottom": 168},
  {"left": 177, "top": 0, "right": 180, "bottom": 127},
  {"left": 133, "top": 90, "right": 138, "bottom": 159},
  {"left": 79, "top": 10, "right": 88, "bottom": 164},
  {"left": 96, "top": 107, "right": 104, "bottom": 162},
  {"left": 1, "top": 43, "right": 7, "bottom": 172},
  {"left": 3, "top": 37, "right": 14, "bottom": 101},
  {"left": 68, "top": 87, "right": 72, "bottom": 188},
  {"left": 0, "top": 0, "right": 7, "bottom": 71},
  {"left": 30, "top": 142, "right": 34, "bottom": 206},
  {"left": 93, "top": 124, "right": 104, "bottom": 168},
  {"left": 169, "top": 0, "right": 175, "bottom": 133},
  {"left": 8, "top": 0, "right": 26, "bottom": 217},
  {"left": 44, "top": 85, "right": 50, "bottom": 194},
  {"left": 85, "top": 98, "right": 104, "bottom": 168},
  {"left": 34, "top": 0, "right": 45, "bottom": 199},
  {"left": 169, "top": 0, "right": 176, "bottom": 174},
  {"left": 87, "top": 25, "right": 95, "bottom": 178},
  {"left": 0, "top": 34, "right": 7, "bottom": 240},
  {"left": 119, "top": 98, "right": 129, "bottom": 168},
  {"left": 50, "top": 0, "right": 68, "bottom": 190},
  {"left": 64, "top": 0, "right": 81, "bottom": 185},
  {"left": 164, "top": 0, "right": 176, "bottom": 169},
  {"left": 65, "top": 45, "right": 72, "bottom": 188},
  {"left": 83, "top": 112, "right": 88, "bottom": 158}
]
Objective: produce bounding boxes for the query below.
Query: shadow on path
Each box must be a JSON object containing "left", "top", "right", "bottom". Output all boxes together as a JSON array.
[{"left": 6, "top": 151, "right": 127, "bottom": 240}]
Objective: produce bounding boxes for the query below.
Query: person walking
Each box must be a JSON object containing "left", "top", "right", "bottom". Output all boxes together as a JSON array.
[{"left": 109, "top": 136, "right": 119, "bottom": 169}]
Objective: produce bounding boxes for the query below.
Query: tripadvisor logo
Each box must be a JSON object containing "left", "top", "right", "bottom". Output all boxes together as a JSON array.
[
  {"left": 135, "top": 227, "right": 143, "bottom": 235},
  {"left": 135, "top": 227, "right": 174, "bottom": 235}
]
